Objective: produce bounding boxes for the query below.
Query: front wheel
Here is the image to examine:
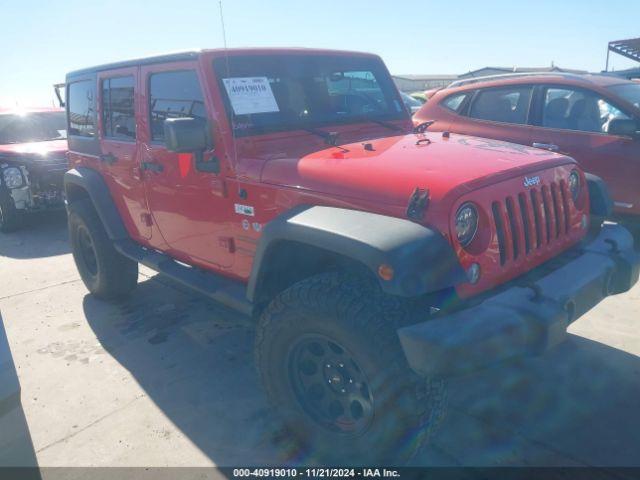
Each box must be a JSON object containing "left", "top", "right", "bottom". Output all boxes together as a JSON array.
[
  {"left": 68, "top": 199, "right": 138, "bottom": 300},
  {"left": 0, "top": 187, "right": 21, "bottom": 233},
  {"left": 255, "top": 272, "right": 446, "bottom": 464}
]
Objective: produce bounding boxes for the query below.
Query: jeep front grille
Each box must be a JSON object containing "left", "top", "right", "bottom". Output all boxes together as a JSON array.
[{"left": 492, "top": 180, "right": 572, "bottom": 265}]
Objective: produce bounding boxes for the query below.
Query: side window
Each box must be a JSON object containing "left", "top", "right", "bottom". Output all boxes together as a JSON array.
[
  {"left": 469, "top": 86, "right": 533, "bottom": 124},
  {"left": 542, "top": 87, "right": 631, "bottom": 134},
  {"left": 68, "top": 80, "right": 96, "bottom": 137},
  {"left": 102, "top": 76, "right": 136, "bottom": 140},
  {"left": 149, "top": 70, "right": 206, "bottom": 141},
  {"left": 442, "top": 93, "right": 467, "bottom": 113}
]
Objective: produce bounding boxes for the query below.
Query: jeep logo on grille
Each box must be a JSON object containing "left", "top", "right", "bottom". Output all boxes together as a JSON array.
[{"left": 524, "top": 175, "right": 541, "bottom": 187}]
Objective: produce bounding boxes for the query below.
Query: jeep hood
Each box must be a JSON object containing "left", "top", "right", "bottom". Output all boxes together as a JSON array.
[
  {"left": 259, "top": 132, "right": 576, "bottom": 207},
  {"left": 0, "top": 140, "right": 68, "bottom": 160}
]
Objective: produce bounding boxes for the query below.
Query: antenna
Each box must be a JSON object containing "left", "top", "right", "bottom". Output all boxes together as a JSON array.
[{"left": 218, "top": 0, "right": 238, "bottom": 171}]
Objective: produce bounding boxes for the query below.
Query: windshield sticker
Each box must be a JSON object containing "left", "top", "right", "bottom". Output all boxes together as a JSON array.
[{"left": 223, "top": 77, "right": 280, "bottom": 115}]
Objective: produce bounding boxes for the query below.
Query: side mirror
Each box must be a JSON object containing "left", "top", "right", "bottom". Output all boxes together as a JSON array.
[
  {"left": 608, "top": 118, "right": 640, "bottom": 138},
  {"left": 163, "top": 117, "right": 219, "bottom": 173},
  {"left": 164, "top": 117, "right": 209, "bottom": 152}
]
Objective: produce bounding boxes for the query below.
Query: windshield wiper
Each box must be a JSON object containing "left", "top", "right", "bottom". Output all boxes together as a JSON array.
[
  {"left": 300, "top": 127, "right": 340, "bottom": 146},
  {"left": 361, "top": 118, "right": 403, "bottom": 132}
]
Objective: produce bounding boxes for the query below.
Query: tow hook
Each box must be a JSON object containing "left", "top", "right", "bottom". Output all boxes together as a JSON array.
[{"left": 604, "top": 238, "right": 620, "bottom": 254}]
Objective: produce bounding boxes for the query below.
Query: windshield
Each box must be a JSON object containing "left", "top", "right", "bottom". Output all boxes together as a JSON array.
[
  {"left": 608, "top": 83, "right": 640, "bottom": 109},
  {"left": 213, "top": 54, "right": 408, "bottom": 137},
  {"left": 0, "top": 111, "right": 67, "bottom": 144}
]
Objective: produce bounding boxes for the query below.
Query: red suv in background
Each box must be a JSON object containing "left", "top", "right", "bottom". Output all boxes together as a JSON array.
[
  {"left": 0, "top": 107, "right": 68, "bottom": 232},
  {"left": 414, "top": 73, "right": 640, "bottom": 229}
]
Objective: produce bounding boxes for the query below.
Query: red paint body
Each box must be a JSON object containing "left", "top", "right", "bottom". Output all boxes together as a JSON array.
[
  {"left": 69, "top": 49, "right": 589, "bottom": 299},
  {"left": 414, "top": 74, "right": 640, "bottom": 217}
]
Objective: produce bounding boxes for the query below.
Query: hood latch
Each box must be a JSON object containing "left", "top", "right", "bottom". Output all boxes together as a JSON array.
[{"left": 406, "top": 187, "right": 430, "bottom": 221}]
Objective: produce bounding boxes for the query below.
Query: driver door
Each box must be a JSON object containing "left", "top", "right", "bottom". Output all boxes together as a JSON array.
[{"left": 139, "top": 63, "right": 234, "bottom": 269}]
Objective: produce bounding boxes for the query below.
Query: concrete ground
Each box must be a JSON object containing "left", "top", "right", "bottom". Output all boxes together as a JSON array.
[{"left": 0, "top": 211, "right": 639, "bottom": 468}]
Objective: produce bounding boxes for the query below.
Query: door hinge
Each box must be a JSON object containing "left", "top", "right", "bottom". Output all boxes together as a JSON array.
[{"left": 218, "top": 237, "right": 236, "bottom": 253}]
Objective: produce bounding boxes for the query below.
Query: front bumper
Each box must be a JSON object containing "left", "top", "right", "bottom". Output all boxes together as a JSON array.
[{"left": 398, "top": 224, "right": 640, "bottom": 377}]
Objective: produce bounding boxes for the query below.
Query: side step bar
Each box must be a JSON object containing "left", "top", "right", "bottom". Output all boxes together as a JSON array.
[{"left": 114, "top": 239, "right": 253, "bottom": 316}]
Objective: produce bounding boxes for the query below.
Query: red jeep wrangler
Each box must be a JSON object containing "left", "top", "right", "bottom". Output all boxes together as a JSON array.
[
  {"left": 64, "top": 49, "right": 639, "bottom": 463},
  {"left": 413, "top": 73, "right": 640, "bottom": 234},
  {"left": 0, "top": 107, "right": 68, "bottom": 232}
]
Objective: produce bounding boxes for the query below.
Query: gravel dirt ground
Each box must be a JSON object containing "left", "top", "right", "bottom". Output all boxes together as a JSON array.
[{"left": 1, "top": 211, "right": 639, "bottom": 468}]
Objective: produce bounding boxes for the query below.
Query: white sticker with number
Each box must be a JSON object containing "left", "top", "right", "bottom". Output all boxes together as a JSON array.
[
  {"left": 234, "top": 203, "right": 255, "bottom": 216},
  {"left": 222, "top": 77, "right": 280, "bottom": 115}
]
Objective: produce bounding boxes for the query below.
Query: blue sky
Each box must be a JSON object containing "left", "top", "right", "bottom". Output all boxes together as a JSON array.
[{"left": 1, "top": 0, "right": 638, "bottom": 105}]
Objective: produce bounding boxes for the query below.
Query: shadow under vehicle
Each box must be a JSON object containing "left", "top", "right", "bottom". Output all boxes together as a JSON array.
[{"left": 82, "top": 274, "right": 640, "bottom": 468}]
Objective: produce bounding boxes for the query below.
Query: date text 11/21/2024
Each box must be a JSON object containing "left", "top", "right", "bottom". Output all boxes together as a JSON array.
[{"left": 231, "top": 468, "right": 401, "bottom": 478}]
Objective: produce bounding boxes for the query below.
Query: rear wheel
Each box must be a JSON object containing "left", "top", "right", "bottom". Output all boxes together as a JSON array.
[
  {"left": 0, "top": 187, "right": 21, "bottom": 233},
  {"left": 255, "top": 272, "right": 446, "bottom": 464},
  {"left": 68, "top": 199, "right": 138, "bottom": 299}
]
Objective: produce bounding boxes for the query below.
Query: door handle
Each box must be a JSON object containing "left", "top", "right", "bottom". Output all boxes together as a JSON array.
[
  {"left": 99, "top": 153, "right": 117, "bottom": 164},
  {"left": 141, "top": 161, "right": 164, "bottom": 173},
  {"left": 532, "top": 142, "right": 559, "bottom": 152}
]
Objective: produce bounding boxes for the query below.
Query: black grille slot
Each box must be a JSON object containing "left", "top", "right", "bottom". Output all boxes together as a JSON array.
[
  {"left": 560, "top": 180, "right": 571, "bottom": 233},
  {"left": 530, "top": 189, "right": 543, "bottom": 248},
  {"left": 492, "top": 202, "right": 506, "bottom": 265},
  {"left": 518, "top": 193, "right": 532, "bottom": 254},
  {"left": 550, "top": 183, "right": 562, "bottom": 238},
  {"left": 541, "top": 186, "right": 552, "bottom": 243},
  {"left": 505, "top": 197, "right": 520, "bottom": 260}
]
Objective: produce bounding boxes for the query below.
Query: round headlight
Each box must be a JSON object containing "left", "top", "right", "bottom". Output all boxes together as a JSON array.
[
  {"left": 2, "top": 167, "right": 24, "bottom": 189},
  {"left": 455, "top": 203, "right": 479, "bottom": 247},
  {"left": 568, "top": 170, "right": 581, "bottom": 202}
]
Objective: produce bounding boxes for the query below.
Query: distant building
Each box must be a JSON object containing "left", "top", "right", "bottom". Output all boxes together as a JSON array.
[
  {"left": 392, "top": 74, "right": 458, "bottom": 93},
  {"left": 602, "top": 67, "right": 640, "bottom": 81},
  {"left": 458, "top": 65, "right": 588, "bottom": 79}
]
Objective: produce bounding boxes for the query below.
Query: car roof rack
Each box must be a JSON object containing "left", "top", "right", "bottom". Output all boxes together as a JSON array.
[{"left": 447, "top": 71, "right": 595, "bottom": 89}]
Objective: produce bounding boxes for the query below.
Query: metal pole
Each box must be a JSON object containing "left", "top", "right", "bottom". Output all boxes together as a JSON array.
[{"left": 606, "top": 45, "right": 611, "bottom": 72}]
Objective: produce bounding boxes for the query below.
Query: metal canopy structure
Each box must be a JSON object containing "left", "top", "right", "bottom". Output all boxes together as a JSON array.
[{"left": 607, "top": 38, "right": 640, "bottom": 70}]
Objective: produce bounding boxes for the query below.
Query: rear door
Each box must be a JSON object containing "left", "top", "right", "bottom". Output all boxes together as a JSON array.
[
  {"left": 139, "top": 63, "right": 234, "bottom": 269},
  {"left": 97, "top": 67, "right": 151, "bottom": 240},
  {"left": 450, "top": 85, "right": 535, "bottom": 151},
  {"left": 529, "top": 85, "right": 640, "bottom": 215}
]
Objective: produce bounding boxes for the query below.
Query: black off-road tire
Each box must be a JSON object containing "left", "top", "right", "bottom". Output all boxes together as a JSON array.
[
  {"left": 620, "top": 218, "right": 640, "bottom": 249},
  {"left": 255, "top": 272, "right": 446, "bottom": 465},
  {"left": 68, "top": 199, "right": 138, "bottom": 300},
  {"left": 0, "top": 186, "right": 21, "bottom": 233}
]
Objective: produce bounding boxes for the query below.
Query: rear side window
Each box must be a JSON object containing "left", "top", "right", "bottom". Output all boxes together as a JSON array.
[
  {"left": 542, "top": 87, "right": 631, "bottom": 133},
  {"left": 68, "top": 80, "right": 96, "bottom": 137},
  {"left": 469, "top": 86, "right": 533, "bottom": 124},
  {"left": 102, "top": 76, "right": 136, "bottom": 140},
  {"left": 149, "top": 70, "right": 206, "bottom": 141},
  {"left": 442, "top": 93, "right": 467, "bottom": 112}
]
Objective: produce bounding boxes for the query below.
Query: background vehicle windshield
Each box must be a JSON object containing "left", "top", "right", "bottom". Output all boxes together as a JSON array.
[
  {"left": 213, "top": 54, "right": 407, "bottom": 137},
  {"left": 608, "top": 83, "right": 640, "bottom": 109},
  {"left": 401, "top": 92, "right": 422, "bottom": 113},
  {"left": 0, "top": 112, "right": 67, "bottom": 144}
]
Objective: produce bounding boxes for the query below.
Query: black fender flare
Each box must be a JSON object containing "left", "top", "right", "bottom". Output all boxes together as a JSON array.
[
  {"left": 585, "top": 173, "right": 613, "bottom": 218},
  {"left": 247, "top": 205, "right": 466, "bottom": 301},
  {"left": 64, "top": 167, "right": 129, "bottom": 240}
]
